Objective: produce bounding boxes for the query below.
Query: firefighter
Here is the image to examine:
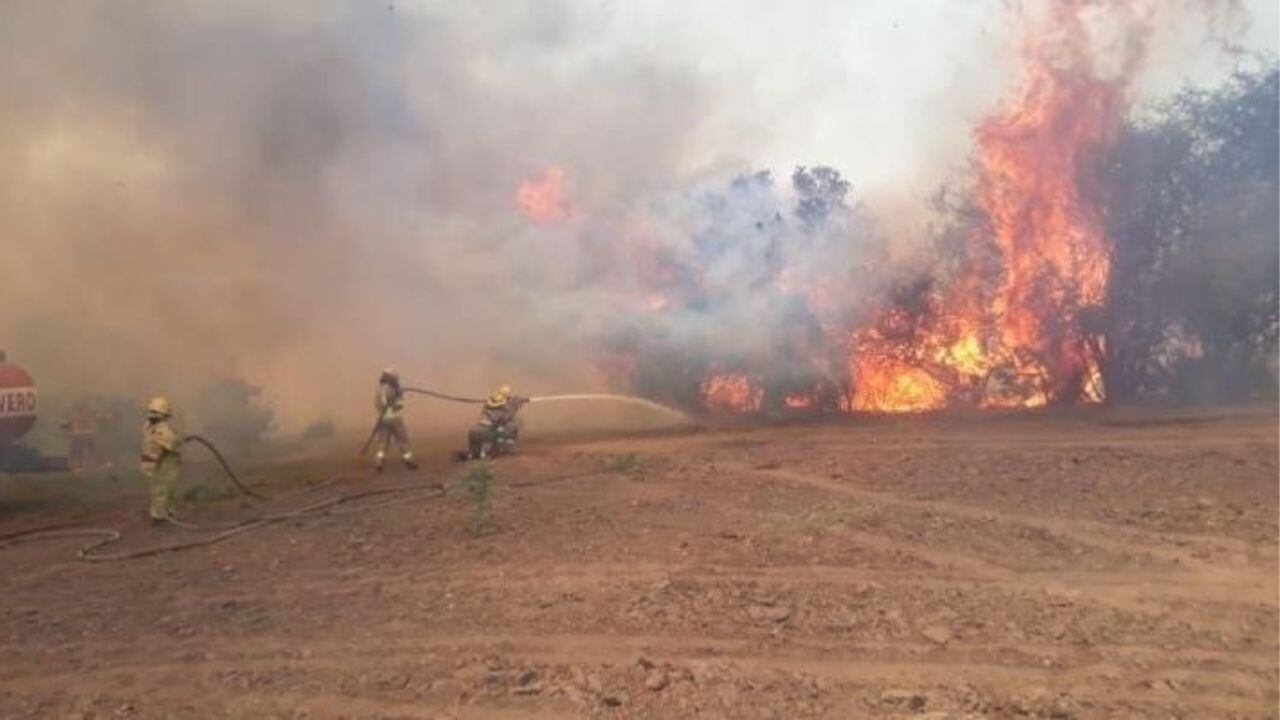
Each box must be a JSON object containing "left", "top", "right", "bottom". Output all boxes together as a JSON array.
[
  {"left": 373, "top": 368, "right": 417, "bottom": 472},
  {"left": 139, "top": 396, "right": 181, "bottom": 523},
  {"left": 469, "top": 384, "right": 527, "bottom": 459}
]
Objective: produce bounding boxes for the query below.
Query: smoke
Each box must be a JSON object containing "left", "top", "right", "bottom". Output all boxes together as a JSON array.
[
  {"left": 0, "top": 1, "right": 1273, "bottom": 442},
  {"left": 0, "top": 0, "right": 713, "bottom": 434}
]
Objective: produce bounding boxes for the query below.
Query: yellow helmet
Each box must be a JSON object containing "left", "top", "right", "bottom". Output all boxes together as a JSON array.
[
  {"left": 486, "top": 384, "right": 512, "bottom": 408},
  {"left": 145, "top": 396, "right": 173, "bottom": 419}
]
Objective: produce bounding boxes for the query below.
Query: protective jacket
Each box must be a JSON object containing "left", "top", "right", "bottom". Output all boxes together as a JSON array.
[{"left": 375, "top": 382, "right": 405, "bottom": 421}]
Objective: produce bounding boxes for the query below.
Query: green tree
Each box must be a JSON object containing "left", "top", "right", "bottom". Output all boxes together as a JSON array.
[{"left": 1101, "top": 66, "right": 1279, "bottom": 403}]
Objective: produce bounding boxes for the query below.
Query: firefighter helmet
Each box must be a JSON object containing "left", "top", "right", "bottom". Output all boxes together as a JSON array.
[{"left": 145, "top": 396, "right": 173, "bottom": 419}]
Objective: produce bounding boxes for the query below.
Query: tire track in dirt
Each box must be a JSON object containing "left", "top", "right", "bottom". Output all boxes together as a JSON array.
[
  {"left": 732, "top": 463, "right": 1274, "bottom": 588},
  {"left": 250, "top": 559, "right": 1271, "bottom": 630},
  {"left": 510, "top": 448, "right": 1269, "bottom": 589},
  {"left": 4, "top": 632, "right": 1274, "bottom": 717},
  {"left": 14, "top": 629, "right": 1271, "bottom": 677},
  {"left": 562, "top": 435, "right": 1271, "bottom": 567},
  {"left": 4, "top": 418, "right": 1274, "bottom": 718}
]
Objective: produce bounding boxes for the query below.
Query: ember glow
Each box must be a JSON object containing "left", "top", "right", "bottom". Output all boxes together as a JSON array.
[
  {"left": 701, "top": 374, "right": 762, "bottom": 413},
  {"left": 516, "top": 165, "right": 572, "bottom": 224},
  {"left": 783, "top": 393, "right": 815, "bottom": 410},
  {"left": 851, "top": 359, "right": 946, "bottom": 413}
]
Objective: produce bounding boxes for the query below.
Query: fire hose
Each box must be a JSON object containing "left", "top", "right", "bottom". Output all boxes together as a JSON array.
[
  {"left": 0, "top": 480, "right": 446, "bottom": 562},
  {"left": 2, "top": 392, "right": 690, "bottom": 561},
  {"left": 0, "top": 431, "right": 444, "bottom": 561},
  {"left": 359, "top": 387, "right": 691, "bottom": 456},
  {"left": 406, "top": 386, "right": 690, "bottom": 418},
  {"left": 357, "top": 385, "right": 486, "bottom": 457},
  {"left": 402, "top": 387, "right": 486, "bottom": 404},
  {"left": 403, "top": 386, "right": 689, "bottom": 418},
  {"left": 182, "top": 434, "right": 265, "bottom": 501},
  {"left": 1, "top": 459, "right": 611, "bottom": 562}
]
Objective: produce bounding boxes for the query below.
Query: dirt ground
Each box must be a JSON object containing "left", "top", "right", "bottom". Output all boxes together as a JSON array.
[{"left": 0, "top": 410, "right": 1276, "bottom": 719}]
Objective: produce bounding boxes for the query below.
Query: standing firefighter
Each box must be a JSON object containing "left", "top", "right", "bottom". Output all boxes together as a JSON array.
[
  {"left": 373, "top": 368, "right": 417, "bottom": 472},
  {"left": 468, "top": 384, "right": 527, "bottom": 459},
  {"left": 139, "top": 396, "right": 181, "bottom": 523}
]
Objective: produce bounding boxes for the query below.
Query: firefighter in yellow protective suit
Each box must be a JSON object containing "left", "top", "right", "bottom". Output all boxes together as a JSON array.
[
  {"left": 139, "top": 396, "right": 181, "bottom": 523},
  {"left": 468, "top": 384, "right": 527, "bottom": 459},
  {"left": 374, "top": 368, "right": 417, "bottom": 472}
]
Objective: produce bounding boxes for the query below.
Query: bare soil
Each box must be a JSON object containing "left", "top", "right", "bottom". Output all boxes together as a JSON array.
[{"left": 1, "top": 410, "right": 1277, "bottom": 719}]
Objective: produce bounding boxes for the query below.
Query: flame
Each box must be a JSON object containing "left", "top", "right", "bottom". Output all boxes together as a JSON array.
[
  {"left": 974, "top": 40, "right": 1117, "bottom": 398},
  {"left": 783, "top": 394, "right": 815, "bottom": 410},
  {"left": 701, "top": 373, "right": 762, "bottom": 413},
  {"left": 851, "top": 1, "right": 1119, "bottom": 413},
  {"left": 852, "top": 359, "right": 946, "bottom": 413},
  {"left": 516, "top": 165, "right": 572, "bottom": 224},
  {"left": 938, "top": 332, "right": 988, "bottom": 377},
  {"left": 598, "top": 2, "right": 1179, "bottom": 416}
]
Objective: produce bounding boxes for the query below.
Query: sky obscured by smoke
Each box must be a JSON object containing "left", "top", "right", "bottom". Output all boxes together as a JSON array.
[{"left": 1, "top": 0, "right": 1274, "bottom": 433}]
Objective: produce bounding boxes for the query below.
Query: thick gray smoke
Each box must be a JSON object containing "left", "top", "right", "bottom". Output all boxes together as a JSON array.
[
  {"left": 0, "top": 1, "right": 718, "bottom": 437},
  {"left": 0, "top": 0, "right": 1273, "bottom": 448}
]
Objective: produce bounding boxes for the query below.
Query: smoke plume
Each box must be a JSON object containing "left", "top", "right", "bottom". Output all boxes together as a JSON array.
[{"left": 0, "top": 1, "right": 1272, "bottom": 443}]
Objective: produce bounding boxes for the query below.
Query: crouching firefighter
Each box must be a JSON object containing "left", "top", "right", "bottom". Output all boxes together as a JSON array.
[
  {"left": 140, "top": 396, "right": 181, "bottom": 524},
  {"left": 373, "top": 368, "right": 418, "bottom": 472},
  {"left": 467, "top": 385, "right": 527, "bottom": 460}
]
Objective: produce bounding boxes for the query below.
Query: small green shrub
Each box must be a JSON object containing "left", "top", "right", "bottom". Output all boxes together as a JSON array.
[{"left": 460, "top": 466, "right": 496, "bottom": 536}]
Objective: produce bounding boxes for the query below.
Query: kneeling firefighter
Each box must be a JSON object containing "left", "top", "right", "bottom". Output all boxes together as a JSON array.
[
  {"left": 468, "top": 384, "right": 527, "bottom": 459},
  {"left": 374, "top": 368, "right": 418, "bottom": 472},
  {"left": 140, "top": 396, "right": 181, "bottom": 523}
]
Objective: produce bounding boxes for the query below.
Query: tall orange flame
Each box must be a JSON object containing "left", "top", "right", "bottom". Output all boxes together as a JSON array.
[
  {"left": 852, "top": 1, "right": 1121, "bottom": 412},
  {"left": 602, "top": 1, "right": 1221, "bottom": 415}
]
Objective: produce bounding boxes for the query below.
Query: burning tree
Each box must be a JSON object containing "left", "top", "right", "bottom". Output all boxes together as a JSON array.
[
  {"left": 852, "top": 1, "right": 1128, "bottom": 412},
  {"left": 574, "top": 2, "right": 1276, "bottom": 416},
  {"left": 835, "top": 2, "right": 1273, "bottom": 413}
]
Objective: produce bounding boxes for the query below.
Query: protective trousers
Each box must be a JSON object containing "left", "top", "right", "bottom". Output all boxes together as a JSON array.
[
  {"left": 375, "top": 417, "right": 415, "bottom": 467},
  {"left": 147, "top": 455, "right": 181, "bottom": 520}
]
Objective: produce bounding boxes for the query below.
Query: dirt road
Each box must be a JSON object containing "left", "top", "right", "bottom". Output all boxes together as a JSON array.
[{"left": 1, "top": 411, "right": 1276, "bottom": 718}]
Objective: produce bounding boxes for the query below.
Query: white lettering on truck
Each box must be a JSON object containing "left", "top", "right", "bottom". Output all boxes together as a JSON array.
[{"left": 0, "top": 387, "right": 38, "bottom": 418}]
